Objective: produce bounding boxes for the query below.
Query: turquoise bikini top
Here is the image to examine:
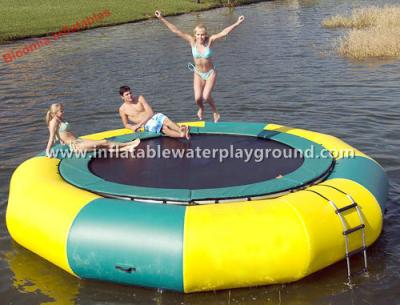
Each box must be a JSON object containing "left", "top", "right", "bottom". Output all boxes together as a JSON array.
[
  {"left": 58, "top": 121, "right": 70, "bottom": 133},
  {"left": 192, "top": 44, "right": 213, "bottom": 59}
]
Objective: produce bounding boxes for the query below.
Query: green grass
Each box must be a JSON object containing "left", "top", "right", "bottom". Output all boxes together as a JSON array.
[{"left": 0, "top": 0, "right": 261, "bottom": 43}]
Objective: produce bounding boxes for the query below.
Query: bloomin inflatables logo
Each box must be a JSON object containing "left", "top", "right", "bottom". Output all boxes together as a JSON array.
[{"left": 2, "top": 9, "right": 111, "bottom": 64}]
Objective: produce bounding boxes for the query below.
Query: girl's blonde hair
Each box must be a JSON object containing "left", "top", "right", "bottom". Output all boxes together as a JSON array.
[
  {"left": 193, "top": 24, "right": 208, "bottom": 37},
  {"left": 45, "top": 103, "right": 63, "bottom": 125}
]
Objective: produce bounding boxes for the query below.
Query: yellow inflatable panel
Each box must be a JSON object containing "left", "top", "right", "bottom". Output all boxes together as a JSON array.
[
  {"left": 6, "top": 157, "right": 100, "bottom": 274},
  {"left": 288, "top": 178, "right": 382, "bottom": 275},
  {"left": 80, "top": 128, "right": 132, "bottom": 140},
  {"left": 180, "top": 121, "right": 206, "bottom": 128},
  {"left": 6, "top": 123, "right": 387, "bottom": 293},
  {"left": 80, "top": 122, "right": 205, "bottom": 141},
  {"left": 183, "top": 199, "right": 310, "bottom": 292},
  {"left": 265, "top": 123, "right": 368, "bottom": 160},
  {"left": 183, "top": 177, "right": 382, "bottom": 292}
]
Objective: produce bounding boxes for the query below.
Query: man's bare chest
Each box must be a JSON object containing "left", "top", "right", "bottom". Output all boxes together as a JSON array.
[{"left": 124, "top": 103, "right": 144, "bottom": 116}]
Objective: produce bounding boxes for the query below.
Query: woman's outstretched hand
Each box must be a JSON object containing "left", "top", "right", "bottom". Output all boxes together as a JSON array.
[
  {"left": 155, "top": 10, "right": 162, "bottom": 18},
  {"left": 237, "top": 15, "right": 245, "bottom": 24}
]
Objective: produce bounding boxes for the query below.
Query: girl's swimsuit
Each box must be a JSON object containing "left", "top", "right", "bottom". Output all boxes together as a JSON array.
[
  {"left": 69, "top": 139, "right": 84, "bottom": 152},
  {"left": 188, "top": 63, "right": 215, "bottom": 80},
  {"left": 58, "top": 121, "right": 70, "bottom": 133},
  {"left": 57, "top": 121, "right": 83, "bottom": 151},
  {"left": 55, "top": 121, "right": 69, "bottom": 142},
  {"left": 189, "top": 43, "right": 215, "bottom": 80},
  {"left": 191, "top": 44, "right": 213, "bottom": 59}
]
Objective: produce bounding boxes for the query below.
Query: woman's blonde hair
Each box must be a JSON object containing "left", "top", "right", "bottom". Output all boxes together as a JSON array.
[
  {"left": 193, "top": 24, "right": 208, "bottom": 37},
  {"left": 45, "top": 103, "right": 63, "bottom": 125}
]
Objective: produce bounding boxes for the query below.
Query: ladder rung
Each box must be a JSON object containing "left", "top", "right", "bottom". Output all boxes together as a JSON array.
[
  {"left": 336, "top": 203, "right": 357, "bottom": 214},
  {"left": 343, "top": 224, "right": 365, "bottom": 235},
  {"left": 346, "top": 246, "right": 366, "bottom": 258}
]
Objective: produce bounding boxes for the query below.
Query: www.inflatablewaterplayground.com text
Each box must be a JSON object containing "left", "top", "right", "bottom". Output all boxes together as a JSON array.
[
  {"left": 48, "top": 145, "right": 356, "bottom": 162},
  {"left": 2, "top": 9, "right": 111, "bottom": 64}
]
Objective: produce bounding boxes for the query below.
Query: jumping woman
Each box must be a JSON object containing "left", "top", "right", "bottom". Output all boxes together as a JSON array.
[
  {"left": 45, "top": 103, "right": 140, "bottom": 157},
  {"left": 155, "top": 10, "right": 245, "bottom": 122}
]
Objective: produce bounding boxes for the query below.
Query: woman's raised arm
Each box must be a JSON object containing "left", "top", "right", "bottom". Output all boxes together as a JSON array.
[
  {"left": 155, "top": 10, "right": 194, "bottom": 44},
  {"left": 209, "top": 16, "right": 245, "bottom": 43}
]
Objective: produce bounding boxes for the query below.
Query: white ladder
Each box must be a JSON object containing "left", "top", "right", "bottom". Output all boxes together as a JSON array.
[{"left": 307, "top": 184, "right": 368, "bottom": 281}]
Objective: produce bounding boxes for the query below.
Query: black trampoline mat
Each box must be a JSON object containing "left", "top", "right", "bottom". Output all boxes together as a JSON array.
[{"left": 89, "top": 134, "right": 304, "bottom": 189}]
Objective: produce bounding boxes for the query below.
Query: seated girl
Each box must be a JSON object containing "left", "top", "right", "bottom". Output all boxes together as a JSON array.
[{"left": 45, "top": 103, "right": 140, "bottom": 157}]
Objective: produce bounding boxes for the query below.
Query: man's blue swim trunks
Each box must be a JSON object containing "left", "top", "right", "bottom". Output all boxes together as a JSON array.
[{"left": 144, "top": 113, "right": 167, "bottom": 133}]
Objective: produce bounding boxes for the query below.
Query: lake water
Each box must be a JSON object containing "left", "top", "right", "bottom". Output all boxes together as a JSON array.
[{"left": 0, "top": 0, "right": 399, "bottom": 304}]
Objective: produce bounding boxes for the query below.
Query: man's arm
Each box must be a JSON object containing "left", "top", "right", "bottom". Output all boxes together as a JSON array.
[{"left": 119, "top": 106, "right": 140, "bottom": 131}]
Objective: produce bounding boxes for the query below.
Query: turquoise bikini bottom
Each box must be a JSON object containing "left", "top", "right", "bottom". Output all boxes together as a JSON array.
[{"left": 187, "top": 63, "right": 215, "bottom": 81}]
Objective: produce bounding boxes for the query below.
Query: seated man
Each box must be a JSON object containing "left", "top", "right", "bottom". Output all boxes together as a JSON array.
[{"left": 118, "top": 85, "right": 190, "bottom": 139}]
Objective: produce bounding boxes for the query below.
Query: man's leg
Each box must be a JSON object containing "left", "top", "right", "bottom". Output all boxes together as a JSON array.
[
  {"left": 163, "top": 118, "right": 184, "bottom": 133},
  {"left": 163, "top": 118, "right": 190, "bottom": 139},
  {"left": 161, "top": 125, "right": 185, "bottom": 138}
]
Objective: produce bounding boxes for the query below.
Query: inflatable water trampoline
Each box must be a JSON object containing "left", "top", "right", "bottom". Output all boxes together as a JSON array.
[{"left": 7, "top": 121, "right": 388, "bottom": 292}]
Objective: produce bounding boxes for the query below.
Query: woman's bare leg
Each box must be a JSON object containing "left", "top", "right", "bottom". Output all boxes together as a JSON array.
[
  {"left": 118, "top": 139, "right": 141, "bottom": 151},
  {"left": 107, "top": 138, "right": 140, "bottom": 148},
  {"left": 73, "top": 139, "right": 107, "bottom": 152},
  {"left": 202, "top": 71, "right": 219, "bottom": 122},
  {"left": 74, "top": 138, "right": 140, "bottom": 152},
  {"left": 194, "top": 74, "right": 205, "bottom": 120}
]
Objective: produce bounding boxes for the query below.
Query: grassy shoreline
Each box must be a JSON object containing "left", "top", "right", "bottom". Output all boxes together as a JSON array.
[
  {"left": 0, "top": 0, "right": 267, "bottom": 44},
  {"left": 322, "top": 5, "right": 400, "bottom": 59}
]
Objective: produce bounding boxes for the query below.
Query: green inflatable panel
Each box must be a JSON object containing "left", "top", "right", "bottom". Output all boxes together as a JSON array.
[
  {"left": 59, "top": 122, "right": 334, "bottom": 202},
  {"left": 327, "top": 156, "right": 389, "bottom": 210},
  {"left": 67, "top": 198, "right": 186, "bottom": 291}
]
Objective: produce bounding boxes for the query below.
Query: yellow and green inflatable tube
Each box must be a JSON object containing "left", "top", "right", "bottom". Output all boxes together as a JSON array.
[{"left": 7, "top": 122, "right": 388, "bottom": 292}]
